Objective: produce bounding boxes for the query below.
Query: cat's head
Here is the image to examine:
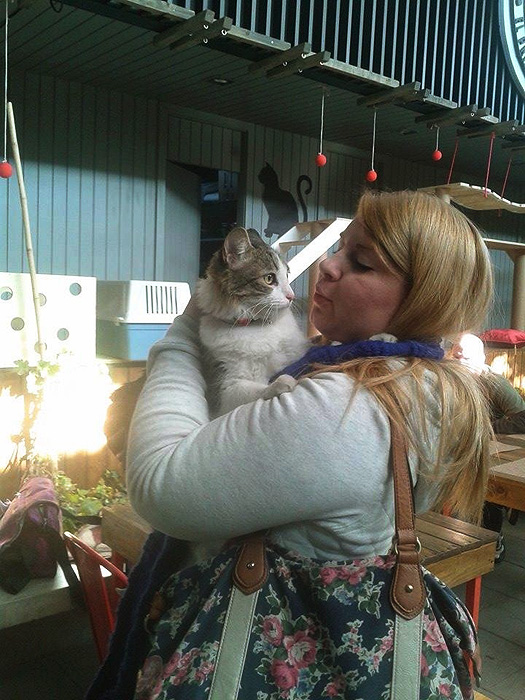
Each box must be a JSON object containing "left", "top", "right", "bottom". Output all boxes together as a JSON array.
[
  {"left": 196, "top": 227, "right": 295, "bottom": 324},
  {"left": 257, "top": 162, "right": 278, "bottom": 185}
]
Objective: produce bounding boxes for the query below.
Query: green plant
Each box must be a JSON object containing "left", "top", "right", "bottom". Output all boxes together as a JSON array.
[
  {"left": 13, "top": 357, "right": 61, "bottom": 469},
  {"left": 53, "top": 469, "right": 127, "bottom": 533}
]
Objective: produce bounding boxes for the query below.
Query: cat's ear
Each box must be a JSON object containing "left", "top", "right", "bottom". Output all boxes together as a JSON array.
[
  {"left": 246, "top": 228, "right": 265, "bottom": 248},
  {"left": 223, "top": 227, "right": 254, "bottom": 269}
]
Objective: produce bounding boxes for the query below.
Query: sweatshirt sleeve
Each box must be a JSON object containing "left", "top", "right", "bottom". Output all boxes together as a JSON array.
[{"left": 126, "top": 315, "right": 397, "bottom": 542}]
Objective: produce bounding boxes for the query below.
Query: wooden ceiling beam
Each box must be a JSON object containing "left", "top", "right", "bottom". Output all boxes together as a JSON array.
[
  {"left": 168, "top": 16, "right": 233, "bottom": 52},
  {"left": 414, "top": 104, "right": 479, "bottom": 126},
  {"left": 356, "top": 81, "right": 429, "bottom": 108},
  {"left": 119, "top": 0, "right": 193, "bottom": 20},
  {"left": 266, "top": 50, "right": 331, "bottom": 78},
  {"left": 248, "top": 43, "right": 311, "bottom": 76},
  {"left": 152, "top": 9, "right": 216, "bottom": 48},
  {"left": 457, "top": 120, "right": 525, "bottom": 138}
]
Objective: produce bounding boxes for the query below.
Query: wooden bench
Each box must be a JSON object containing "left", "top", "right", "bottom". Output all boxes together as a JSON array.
[
  {"left": 102, "top": 503, "right": 496, "bottom": 626},
  {"left": 488, "top": 435, "right": 525, "bottom": 512},
  {"left": 416, "top": 511, "right": 497, "bottom": 626}
]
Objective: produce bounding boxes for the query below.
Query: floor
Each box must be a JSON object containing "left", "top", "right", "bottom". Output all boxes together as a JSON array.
[
  {"left": 470, "top": 513, "right": 525, "bottom": 700},
  {"left": 0, "top": 606, "right": 99, "bottom": 699},
  {"left": 0, "top": 516, "right": 523, "bottom": 700}
]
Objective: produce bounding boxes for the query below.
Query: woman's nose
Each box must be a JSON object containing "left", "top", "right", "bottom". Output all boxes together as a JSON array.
[{"left": 319, "top": 253, "right": 342, "bottom": 280}]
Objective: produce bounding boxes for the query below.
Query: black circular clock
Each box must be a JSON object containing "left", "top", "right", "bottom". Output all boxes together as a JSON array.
[{"left": 499, "top": 0, "right": 525, "bottom": 98}]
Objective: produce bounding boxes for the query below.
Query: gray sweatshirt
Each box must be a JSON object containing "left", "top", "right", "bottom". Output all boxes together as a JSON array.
[{"left": 126, "top": 315, "right": 441, "bottom": 561}]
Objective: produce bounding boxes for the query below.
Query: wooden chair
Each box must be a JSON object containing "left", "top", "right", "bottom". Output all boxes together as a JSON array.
[{"left": 64, "top": 531, "right": 128, "bottom": 662}]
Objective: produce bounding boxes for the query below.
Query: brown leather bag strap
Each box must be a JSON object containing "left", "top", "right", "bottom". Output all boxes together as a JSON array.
[
  {"left": 389, "top": 421, "right": 426, "bottom": 619},
  {"left": 233, "top": 531, "right": 268, "bottom": 595},
  {"left": 233, "top": 423, "right": 427, "bottom": 614}
]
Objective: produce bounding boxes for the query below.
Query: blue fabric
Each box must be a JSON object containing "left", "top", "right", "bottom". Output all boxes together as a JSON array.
[
  {"left": 271, "top": 339, "right": 444, "bottom": 382},
  {"left": 84, "top": 531, "right": 183, "bottom": 700}
]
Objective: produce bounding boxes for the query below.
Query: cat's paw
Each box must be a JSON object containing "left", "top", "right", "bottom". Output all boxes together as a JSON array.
[{"left": 262, "top": 374, "right": 297, "bottom": 400}]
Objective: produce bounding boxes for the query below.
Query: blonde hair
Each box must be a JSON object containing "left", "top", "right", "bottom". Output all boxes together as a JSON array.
[
  {"left": 357, "top": 190, "right": 493, "bottom": 342},
  {"left": 316, "top": 190, "right": 494, "bottom": 524}
]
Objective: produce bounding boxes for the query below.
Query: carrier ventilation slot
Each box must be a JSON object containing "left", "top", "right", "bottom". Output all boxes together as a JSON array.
[{"left": 145, "top": 285, "right": 179, "bottom": 316}]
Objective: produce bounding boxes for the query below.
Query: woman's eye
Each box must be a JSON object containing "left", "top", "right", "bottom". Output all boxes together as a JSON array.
[
  {"left": 351, "top": 257, "right": 372, "bottom": 271},
  {"left": 263, "top": 273, "right": 277, "bottom": 285}
]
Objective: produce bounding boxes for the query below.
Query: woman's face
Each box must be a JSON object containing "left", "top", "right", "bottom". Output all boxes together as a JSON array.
[{"left": 310, "top": 218, "right": 408, "bottom": 342}]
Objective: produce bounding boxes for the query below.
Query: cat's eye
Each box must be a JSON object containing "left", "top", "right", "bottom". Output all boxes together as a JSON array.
[{"left": 263, "top": 273, "right": 277, "bottom": 285}]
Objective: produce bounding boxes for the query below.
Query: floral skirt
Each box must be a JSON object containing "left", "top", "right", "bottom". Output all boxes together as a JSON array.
[{"left": 134, "top": 543, "right": 477, "bottom": 700}]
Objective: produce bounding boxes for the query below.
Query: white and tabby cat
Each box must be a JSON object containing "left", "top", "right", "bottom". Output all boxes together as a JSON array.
[{"left": 195, "top": 226, "right": 308, "bottom": 416}]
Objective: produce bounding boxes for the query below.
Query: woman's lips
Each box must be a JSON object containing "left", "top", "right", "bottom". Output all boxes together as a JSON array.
[{"left": 313, "top": 288, "right": 331, "bottom": 305}]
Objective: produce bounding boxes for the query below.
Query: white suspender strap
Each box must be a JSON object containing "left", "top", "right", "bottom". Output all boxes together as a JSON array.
[
  {"left": 208, "top": 587, "right": 259, "bottom": 700},
  {"left": 391, "top": 611, "right": 424, "bottom": 700}
]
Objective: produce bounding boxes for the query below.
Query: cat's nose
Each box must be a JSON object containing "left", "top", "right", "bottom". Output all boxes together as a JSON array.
[{"left": 286, "top": 290, "right": 295, "bottom": 301}]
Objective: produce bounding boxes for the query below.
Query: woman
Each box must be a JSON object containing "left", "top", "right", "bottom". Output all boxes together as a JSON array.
[
  {"left": 451, "top": 331, "right": 525, "bottom": 562},
  {"left": 127, "top": 190, "right": 492, "bottom": 539},
  {"left": 90, "top": 190, "right": 493, "bottom": 699}
]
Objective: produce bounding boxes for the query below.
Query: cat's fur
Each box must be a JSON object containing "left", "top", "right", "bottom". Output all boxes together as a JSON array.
[{"left": 195, "top": 226, "right": 308, "bottom": 416}]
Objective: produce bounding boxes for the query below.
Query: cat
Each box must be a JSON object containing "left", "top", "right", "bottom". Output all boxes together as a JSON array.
[
  {"left": 258, "top": 162, "right": 312, "bottom": 238},
  {"left": 195, "top": 226, "right": 309, "bottom": 416}
]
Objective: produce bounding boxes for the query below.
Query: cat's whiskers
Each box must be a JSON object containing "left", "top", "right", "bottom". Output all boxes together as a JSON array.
[
  {"left": 262, "top": 301, "right": 282, "bottom": 326},
  {"left": 261, "top": 305, "right": 273, "bottom": 326},
  {"left": 240, "top": 299, "right": 270, "bottom": 322},
  {"left": 289, "top": 301, "right": 304, "bottom": 319}
]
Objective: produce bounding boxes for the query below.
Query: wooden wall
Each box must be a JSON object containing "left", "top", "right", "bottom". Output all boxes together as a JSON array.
[
  {"left": 1, "top": 69, "right": 522, "bottom": 332},
  {"left": 1, "top": 70, "right": 165, "bottom": 281},
  {"left": 2, "top": 67, "right": 525, "bottom": 489},
  {"left": 167, "top": 114, "right": 244, "bottom": 172}
]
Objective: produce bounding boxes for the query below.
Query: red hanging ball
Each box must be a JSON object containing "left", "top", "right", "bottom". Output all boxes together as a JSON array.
[
  {"left": 0, "top": 161, "right": 13, "bottom": 178},
  {"left": 432, "top": 149, "right": 443, "bottom": 161},
  {"left": 315, "top": 152, "right": 327, "bottom": 167},
  {"left": 365, "top": 169, "right": 377, "bottom": 182}
]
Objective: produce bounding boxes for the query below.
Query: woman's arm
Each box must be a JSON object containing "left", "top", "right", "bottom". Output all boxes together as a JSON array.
[{"left": 126, "top": 316, "right": 393, "bottom": 542}]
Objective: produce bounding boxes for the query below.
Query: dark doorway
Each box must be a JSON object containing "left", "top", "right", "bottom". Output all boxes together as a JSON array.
[{"left": 174, "top": 163, "right": 239, "bottom": 277}]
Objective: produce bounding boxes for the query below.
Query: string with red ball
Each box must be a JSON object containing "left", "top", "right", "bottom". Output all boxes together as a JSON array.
[
  {"left": 483, "top": 131, "right": 496, "bottom": 198},
  {"left": 0, "top": 0, "right": 12, "bottom": 179},
  {"left": 497, "top": 152, "right": 513, "bottom": 217},
  {"left": 446, "top": 137, "right": 459, "bottom": 184},
  {"left": 365, "top": 108, "right": 378, "bottom": 182},
  {"left": 315, "top": 88, "right": 327, "bottom": 167},
  {"left": 431, "top": 125, "right": 442, "bottom": 162},
  {"left": 500, "top": 153, "right": 513, "bottom": 201}
]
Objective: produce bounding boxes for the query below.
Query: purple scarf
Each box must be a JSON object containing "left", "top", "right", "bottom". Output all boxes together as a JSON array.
[{"left": 272, "top": 338, "right": 444, "bottom": 381}]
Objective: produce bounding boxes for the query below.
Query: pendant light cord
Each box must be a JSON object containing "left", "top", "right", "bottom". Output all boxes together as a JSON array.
[
  {"left": 371, "top": 108, "right": 377, "bottom": 170},
  {"left": 319, "top": 89, "right": 325, "bottom": 154},
  {"left": 3, "top": 0, "right": 8, "bottom": 162}
]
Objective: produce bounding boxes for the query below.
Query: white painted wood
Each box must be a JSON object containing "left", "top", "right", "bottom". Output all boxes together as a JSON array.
[
  {"left": 272, "top": 218, "right": 351, "bottom": 283},
  {"left": 0, "top": 565, "right": 111, "bottom": 629}
]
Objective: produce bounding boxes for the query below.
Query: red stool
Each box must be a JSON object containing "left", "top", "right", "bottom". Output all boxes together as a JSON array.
[{"left": 64, "top": 531, "right": 128, "bottom": 662}]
